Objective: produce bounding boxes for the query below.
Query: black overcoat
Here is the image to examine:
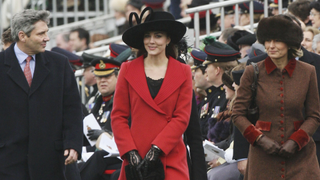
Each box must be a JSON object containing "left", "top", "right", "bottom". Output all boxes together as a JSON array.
[{"left": 0, "top": 43, "right": 83, "bottom": 180}]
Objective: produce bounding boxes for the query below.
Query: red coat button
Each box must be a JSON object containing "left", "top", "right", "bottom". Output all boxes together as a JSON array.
[
  {"left": 280, "top": 107, "right": 284, "bottom": 111},
  {"left": 281, "top": 134, "right": 284, "bottom": 138},
  {"left": 280, "top": 114, "right": 284, "bottom": 117},
  {"left": 280, "top": 93, "right": 284, "bottom": 97},
  {"left": 281, "top": 175, "right": 285, "bottom": 178},
  {"left": 281, "top": 141, "right": 284, "bottom": 144},
  {"left": 280, "top": 87, "right": 284, "bottom": 91},
  {"left": 280, "top": 100, "right": 284, "bottom": 104},
  {"left": 280, "top": 127, "right": 284, "bottom": 131},
  {"left": 282, "top": 76, "right": 285, "bottom": 79},
  {"left": 280, "top": 120, "right": 284, "bottom": 124},
  {"left": 280, "top": 81, "right": 283, "bottom": 85},
  {"left": 281, "top": 161, "right": 285, "bottom": 165}
]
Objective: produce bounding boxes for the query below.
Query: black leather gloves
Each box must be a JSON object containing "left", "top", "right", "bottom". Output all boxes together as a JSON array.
[
  {"left": 137, "top": 145, "right": 162, "bottom": 177},
  {"left": 87, "top": 129, "right": 104, "bottom": 140},
  {"left": 127, "top": 150, "right": 143, "bottom": 166},
  {"left": 256, "top": 135, "right": 281, "bottom": 155},
  {"left": 125, "top": 150, "right": 143, "bottom": 180},
  {"left": 278, "top": 140, "right": 298, "bottom": 158}
]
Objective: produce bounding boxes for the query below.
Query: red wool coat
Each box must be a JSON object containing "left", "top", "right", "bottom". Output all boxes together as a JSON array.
[
  {"left": 111, "top": 56, "right": 193, "bottom": 180},
  {"left": 232, "top": 57, "right": 320, "bottom": 180}
]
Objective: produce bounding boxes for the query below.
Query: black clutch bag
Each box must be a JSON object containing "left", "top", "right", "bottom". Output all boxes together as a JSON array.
[{"left": 247, "top": 62, "right": 259, "bottom": 125}]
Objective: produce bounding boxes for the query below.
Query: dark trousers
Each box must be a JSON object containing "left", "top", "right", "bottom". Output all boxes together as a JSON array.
[
  {"left": 79, "top": 150, "right": 122, "bottom": 180},
  {"left": 65, "top": 163, "right": 81, "bottom": 180}
]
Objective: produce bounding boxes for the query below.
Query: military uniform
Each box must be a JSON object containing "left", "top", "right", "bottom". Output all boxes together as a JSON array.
[
  {"left": 91, "top": 94, "right": 114, "bottom": 132},
  {"left": 200, "top": 44, "right": 240, "bottom": 140},
  {"left": 80, "top": 57, "right": 123, "bottom": 180},
  {"left": 199, "top": 85, "right": 227, "bottom": 140}
]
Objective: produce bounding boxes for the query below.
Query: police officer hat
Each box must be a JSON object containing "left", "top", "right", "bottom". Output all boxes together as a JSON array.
[
  {"left": 216, "top": 5, "right": 235, "bottom": 18},
  {"left": 81, "top": 53, "right": 104, "bottom": 69},
  {"left": 269, "top": 0, "right": 290, "bottom": 9},
  {"left": 190, "top": 48, "right": 207, "bottom": 70},
  {"left": 51, "top": 47, "right": 83, "bottom": 66},
  {"left": 122, "top": 7, "right": 186, "bottom": 49},
  {"left": 91, "top": 57, "right": 121, "bottom": 77},
  {"left": 239, "top": 1, "right": 264, "bottom": 14},
  {"left": 109, "top": 43, "right": 130, "bottom": 58},
  {"left": 203, "top": 45, "right": 240, "bottom": 65},
  {"left": 246, "top": 52, "right": 268, "bottom": 65}
]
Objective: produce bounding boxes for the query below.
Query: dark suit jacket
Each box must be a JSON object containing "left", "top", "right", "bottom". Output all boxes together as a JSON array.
[
  {"left": 184, "top": 92, "right": 208, "bottom": 180},
  {"left": 299, "top": 47, "right": 320, "bottom": 141},
  {"left": 0, "top": 43, "right": 83, "bottom": 180}
]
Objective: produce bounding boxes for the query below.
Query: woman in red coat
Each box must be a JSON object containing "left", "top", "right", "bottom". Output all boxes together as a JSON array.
[
  {"left": 111, "top": 7, "right": 192, "bottom": 180},
  {"left": 232, "top": 15, "right": 320, "bottom": 179}
]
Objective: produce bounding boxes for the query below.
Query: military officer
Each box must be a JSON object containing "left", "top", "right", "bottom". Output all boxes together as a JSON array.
[
  {"left": 85, "top": 57, "right": 121, "bottom": 143},
  {"left": 191, "top": 48, "right": 210, "bottom": 111},
  {"left": 199, "top": 45, "right": 239, "bottom": 140}
]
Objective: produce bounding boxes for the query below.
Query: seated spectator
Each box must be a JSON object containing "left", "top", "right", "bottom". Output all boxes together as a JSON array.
[
  {"left": 216, "top": 5, "right": 235, "bottom": 31},
  {"left": 1, "top": 28, "right": 13, "bottom": 50},
  {"left": 310, "top": 0, "right": 320, "bottom": 29},
  {"left": 55, "top": 32, "right": 72, "bottom": 52},
  {"left": 207, "top": 63, "right": 246, "bottom": 180},
  {"left": 236, "top": 33, "right": 257, "bottom": 59},
  {"left": 125, "top": 0, "right": 144, "bottom": 25},
  {"left": 188, "top": 10, "right": 218, "bottom": 35},
  {"left": 142, "top": 0, "right": 165, "bottom": 11},
  {"left": 110, "top": 0, "right": 128, "bottom": 34},
  {"left": 302, "top": 26, "right": 320, "bottom": 52},
  {"left": 269, "top": 0, "right": 290, "bottom": 16},
  {"left": 288, "top": 0, "right": 311, "bottom": 26},
  {"left": 207, "top": 68, "right": 235, "bottom": 144},
  {"left": 69, "top": 28, "right": 90, "bottom": 52},
  {"left": 89, "top": 34, "right": 109, "bottom": 49},
  {"left": 218, "top": 28, "right": 238, "bottom": 44},
  {"left": 312, "top": 33, "right": 320, "bottom": 55},
  {"left": 238, "top": 1, "right": 264, "bottom": 26}
]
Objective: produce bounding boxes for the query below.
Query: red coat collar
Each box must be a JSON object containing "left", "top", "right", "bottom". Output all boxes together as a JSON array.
[
  {"left": 265, "top": 56, "right": 296, "bottom": 77},
  {"left": 124, "top": 56, "right": 188, "bottom": 114}
]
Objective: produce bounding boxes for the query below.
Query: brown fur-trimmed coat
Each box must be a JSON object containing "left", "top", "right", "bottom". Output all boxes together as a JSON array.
[{"left": 232, "top": 57, "right": 320, "bottom": 179}]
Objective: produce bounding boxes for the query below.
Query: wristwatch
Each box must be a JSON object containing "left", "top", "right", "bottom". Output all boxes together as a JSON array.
[{"left": 152, "top": 145, "right": 161, "bottom": 151}]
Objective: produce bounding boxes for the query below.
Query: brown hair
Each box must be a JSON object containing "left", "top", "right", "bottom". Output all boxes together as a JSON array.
[
  {"left": 1, "top": 28, "right": 13, "bottom": 45},
  {"left": 211, "top": 60, "right": 239, "bottom": 72},
  {"left": 137, "top": 32, "right": 178, "bottom": 59}
]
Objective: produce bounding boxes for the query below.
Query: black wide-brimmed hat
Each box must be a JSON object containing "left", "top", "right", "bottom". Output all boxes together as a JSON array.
[
  {"left": 256, "top": 15, "right": 303, "bottom": 49},
  {"left": 122, "top": 7, "right": 187, "bottom": 49}
]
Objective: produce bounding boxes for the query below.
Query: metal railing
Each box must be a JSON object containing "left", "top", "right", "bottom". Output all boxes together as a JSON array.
[
  {"left": 47, "top": 13, "right": 116, "bottom": 50},
  {"left": 185, "top": 0, "right": 270, "bottom": 48},
  {"left": 0, "top": 0, "right": 110, "bottom": 37}
]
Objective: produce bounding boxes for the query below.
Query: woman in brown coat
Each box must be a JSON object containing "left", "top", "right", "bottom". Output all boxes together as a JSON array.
[{"left": 232, "top": 15, "right": 320, "bottom": 179}]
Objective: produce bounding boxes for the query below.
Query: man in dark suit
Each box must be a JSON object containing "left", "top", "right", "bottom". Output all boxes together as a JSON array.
[{"left": 0, "top": 9, "right": 83, "bottom": 179}]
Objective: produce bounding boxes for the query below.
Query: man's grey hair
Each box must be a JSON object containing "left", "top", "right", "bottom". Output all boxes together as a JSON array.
[
  {"left": 312, "top": 34, "right": 320, "bottom": 52},
  {"left": 11, "top": 9, "right": 50, "bottom": 42}
]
